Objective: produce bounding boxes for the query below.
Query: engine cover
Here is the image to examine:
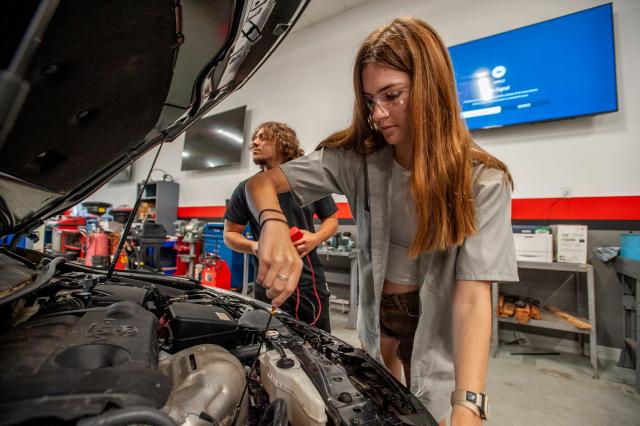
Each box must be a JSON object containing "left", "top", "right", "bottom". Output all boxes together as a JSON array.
[{"left": 0, "top": 300, "right": 171, "bottom": 424}]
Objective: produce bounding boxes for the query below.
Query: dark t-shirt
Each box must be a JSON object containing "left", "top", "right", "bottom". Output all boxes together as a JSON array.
[{"left": 224, "top": 178, "right": 338, "bottom": 290}]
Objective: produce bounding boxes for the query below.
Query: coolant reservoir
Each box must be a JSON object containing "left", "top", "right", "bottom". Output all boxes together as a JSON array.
[{"left": 259, "top": 349, "right": 327, "bottom": 426}]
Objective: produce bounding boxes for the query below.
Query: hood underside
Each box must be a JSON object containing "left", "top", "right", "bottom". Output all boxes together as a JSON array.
[{"left": 0, "top": 0, "right": 309, "bottom": 238}]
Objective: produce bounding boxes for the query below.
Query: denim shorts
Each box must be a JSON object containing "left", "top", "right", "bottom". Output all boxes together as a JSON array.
[{"left": 379, "top": 290, "right": 420, "bottom": 363}]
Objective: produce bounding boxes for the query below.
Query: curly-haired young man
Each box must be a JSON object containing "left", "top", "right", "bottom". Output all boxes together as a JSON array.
[{"left": 223, "top": 122, "right": 338, "bottom": 331}]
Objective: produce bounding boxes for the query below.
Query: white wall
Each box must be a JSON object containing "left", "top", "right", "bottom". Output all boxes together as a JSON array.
[{"left": 88, "top": 0, "right": 640, "bottom": 208}]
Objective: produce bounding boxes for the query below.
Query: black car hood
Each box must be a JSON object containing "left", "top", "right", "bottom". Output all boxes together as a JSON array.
[{"left": 0, "top": 0, "right": 309, "bottom": 238}]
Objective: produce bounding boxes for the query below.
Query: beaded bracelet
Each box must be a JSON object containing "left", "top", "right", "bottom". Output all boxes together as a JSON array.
[
  {"left": 260, "top": 217, "right": 289, "bottom": 232},
  {"left": 258, "top": 208, "right": 285, "bottom": 224}
]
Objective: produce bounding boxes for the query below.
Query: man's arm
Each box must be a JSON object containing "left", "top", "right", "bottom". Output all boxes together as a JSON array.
[
  {"left": 223, "top": 219, "right": 258, "bottom": 256},
  {"left": 293, "top": 214, "right": 338, "bottom": 258}
]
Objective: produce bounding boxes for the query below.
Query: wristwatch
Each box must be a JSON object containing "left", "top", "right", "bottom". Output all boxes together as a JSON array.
[{"left": 451, "top": 390, "right": 489, "bottom": 420}]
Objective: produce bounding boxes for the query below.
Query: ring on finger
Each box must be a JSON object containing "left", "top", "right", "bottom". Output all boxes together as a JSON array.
[{"left": 276, "top": 273, "right": 288, "bottom": 281}]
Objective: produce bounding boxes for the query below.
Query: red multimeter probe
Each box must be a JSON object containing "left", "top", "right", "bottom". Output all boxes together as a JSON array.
[{"left": 289, "top": 226, "right": 322, "bottom": 326}]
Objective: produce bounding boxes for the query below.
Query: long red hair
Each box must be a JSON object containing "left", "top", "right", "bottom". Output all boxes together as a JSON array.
[{"left": 320, "top": 17, "right": 512, "bottom": 255}]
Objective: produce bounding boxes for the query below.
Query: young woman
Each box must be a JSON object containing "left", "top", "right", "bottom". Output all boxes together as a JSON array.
[{"left": 245, "top": 17, "right": 518, "bottom": 425}]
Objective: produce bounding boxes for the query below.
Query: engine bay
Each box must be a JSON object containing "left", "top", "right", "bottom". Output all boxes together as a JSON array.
[{"left": 0, "top": 251, "right": 435, "bottom": 425}]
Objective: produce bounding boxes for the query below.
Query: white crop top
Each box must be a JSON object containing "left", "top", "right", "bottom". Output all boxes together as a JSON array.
[{"left": 385, "top": 159, "right": 420, "bottom": 285}]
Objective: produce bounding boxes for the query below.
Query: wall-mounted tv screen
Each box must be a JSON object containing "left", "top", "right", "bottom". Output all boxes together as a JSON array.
[
  {"left": 181, "top": 106, "right": 246, "bottom": 171},
  {"left": 449, "top": 3, "right": 617, "bottom": 130}
]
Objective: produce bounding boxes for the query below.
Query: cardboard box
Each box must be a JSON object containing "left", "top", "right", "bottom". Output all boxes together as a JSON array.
[
  {"left": 551, "top": 225, "right": 588, "bottom": 264},
  {"left": 513, "top": 233, "right": 553, "bottom": 263}
]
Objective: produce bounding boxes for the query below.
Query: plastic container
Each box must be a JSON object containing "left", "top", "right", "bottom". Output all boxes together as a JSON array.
[
  {"left": 84, "top": 231, "right": 110, "bottom": 267},
  {"left": 620, "top": 233, "right": 640, "bottom": 261},
  {"left": 259, "top": 349, "right": 327, "bottom": 426}
]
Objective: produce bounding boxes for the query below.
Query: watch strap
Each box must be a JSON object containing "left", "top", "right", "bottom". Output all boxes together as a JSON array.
[
  {"left": 451, "top": 390, "right": 489, "bottom": 420},
  {"left": 452, "top": 400, "right": 481, "bottom": 417}
]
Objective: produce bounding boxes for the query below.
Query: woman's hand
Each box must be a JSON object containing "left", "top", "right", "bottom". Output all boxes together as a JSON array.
[
  {"left": 450, "top": 404, "right": 482, "bottom": 426},
  {"left": 256, "top": 220, "right": 303, "bottom": 307},
  {"left": 244, "top": 167, "right": 301, "bottom": 307}
]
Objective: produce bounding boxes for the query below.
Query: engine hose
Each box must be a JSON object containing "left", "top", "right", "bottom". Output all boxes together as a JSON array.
[
  {"left": 229, "top": 344, "right": 260, "bottom": 364},
  {"left": 257, "top": 398, "right": 288, "bottom": 426},
  {"left": 76, "top": 406, "right": 177, "bottom": 426},
  {"left": 270, "top": 340, "right": 288, "bottom": 359}
]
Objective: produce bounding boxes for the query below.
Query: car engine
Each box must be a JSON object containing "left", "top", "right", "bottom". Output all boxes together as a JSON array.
[{"left": 0, "top": 253, "right": 436, "bottom": 425}]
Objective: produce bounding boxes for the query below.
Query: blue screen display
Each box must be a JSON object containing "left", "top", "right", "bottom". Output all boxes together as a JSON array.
[{"left": 449, "top": 3, "right": 617, "bottom": 130}]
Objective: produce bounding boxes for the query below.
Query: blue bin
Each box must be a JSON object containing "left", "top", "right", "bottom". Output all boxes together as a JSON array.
[
  {"left": 203, "top": 223, "right": 254, "bottom": 289},
  {"left": 620, "top": 233, "right": 640, "bottom": 261},
  {"left": 0, "top": 234, "right": 27, "bottom": 248}
]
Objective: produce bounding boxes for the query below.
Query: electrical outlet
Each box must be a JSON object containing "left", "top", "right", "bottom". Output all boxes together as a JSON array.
[{"left": 560, "top": 186, "right": 572, "bottom": 198}]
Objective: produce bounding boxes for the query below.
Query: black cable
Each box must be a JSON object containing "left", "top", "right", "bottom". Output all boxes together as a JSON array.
[
  {"left": 305, "top": 255, "right": 322, "bottom": 325},
  {"left": 106, "top": 138, "right": 165, "bottom": 281},
  {"left": 257, "top": 398, "right": 288, "bottom": 426},
  {"left": 298, "top": 294, "right": 317, "bottom": 323},
  {"left": 231, "top": 307, "right": 275, "bottom": 426},
  {"left": 545, "top": 195, "right": 570, "bottom": 225},
  {"left": 151, "top": 168, "right": 174, "bottom": 181},
  {"left": 271, "top": 340, "right": 287, "bottom": 360}
]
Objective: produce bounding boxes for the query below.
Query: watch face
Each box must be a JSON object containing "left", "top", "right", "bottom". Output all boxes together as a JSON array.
[{"left": 466, "top": 391, "right": 477, "bottom": 402}]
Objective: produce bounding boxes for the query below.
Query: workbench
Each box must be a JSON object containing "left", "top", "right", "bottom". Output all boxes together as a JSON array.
[
  {"left": 491, "top": 260, "right": 598, "bottom": 378},
  {"left": 613, "top": 257, "right": 640, "bottom": 392}
]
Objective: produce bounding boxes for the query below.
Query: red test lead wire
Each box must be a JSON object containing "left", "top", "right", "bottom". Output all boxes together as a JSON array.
[
  {"left": 290, "top": 227, "right": 304, "bottom": 321},
  {"left": 289, "top": 226, "right": 322, "bottom": 325}
]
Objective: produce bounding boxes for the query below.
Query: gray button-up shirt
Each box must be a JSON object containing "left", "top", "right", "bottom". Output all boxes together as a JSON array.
[{"left": 281, "top": 144, "right": 519, "bottom": 420}]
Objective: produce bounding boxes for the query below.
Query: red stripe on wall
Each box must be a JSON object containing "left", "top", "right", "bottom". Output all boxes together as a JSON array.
[
  {"left": 178, "top": 196, "right": 640, "bottom": 221},
  {"left": 178, "top": 206, "right": 226, "bottom": 218},
  {"left": 335, "top": 202, "right": 352, "bottom": 219},
  {"left": 178, "top": 203, "right": 354, "bottom": 220},
  {"left": 512, "top": 196, "right": 640, "bottom": 220}
]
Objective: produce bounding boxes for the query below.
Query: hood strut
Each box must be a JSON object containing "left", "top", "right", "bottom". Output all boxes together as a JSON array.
[{"left": 106, "top": 137, "right": 166, "bottom": 281}]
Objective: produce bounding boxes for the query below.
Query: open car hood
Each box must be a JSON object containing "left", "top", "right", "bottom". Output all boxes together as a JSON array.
[{"left": 0, "top": 0, "right": 309, "bottom": 238}]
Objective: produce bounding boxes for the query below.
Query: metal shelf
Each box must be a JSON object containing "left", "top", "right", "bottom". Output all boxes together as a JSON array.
[
  {"left": 614, "top": 257, "right": 640, "bottom": 392},
  {"left": 316, "top": 249, "right": 358, "bottom": 329},
  {"left": 615, "top": 256, "right": 640, "bottom": 280},
  {"left": 136, "top": 181, "right": 179, "bottom": 234},
  {"left": 517, "top": 260, "right": 592, "bottom": 273},
  {"left": 498, "top": 311, "right": 590, "bottom": 335},
  {"left": 492, "top": 261, "right": 598, "bottom": 378},
  {"left": 317, "top": 249, "right": 356, "bottom": 258},
  {"left": 325, "top": 271, "right": 350, "bottom": 286}
]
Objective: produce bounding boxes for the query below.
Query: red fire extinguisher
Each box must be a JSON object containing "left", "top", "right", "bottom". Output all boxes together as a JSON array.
[
  {"left": 200, "top": 254, "right": 231, "bottom": 289},
  {"left": 114, "top": 250, "right": 128, "bottom": 270}
]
